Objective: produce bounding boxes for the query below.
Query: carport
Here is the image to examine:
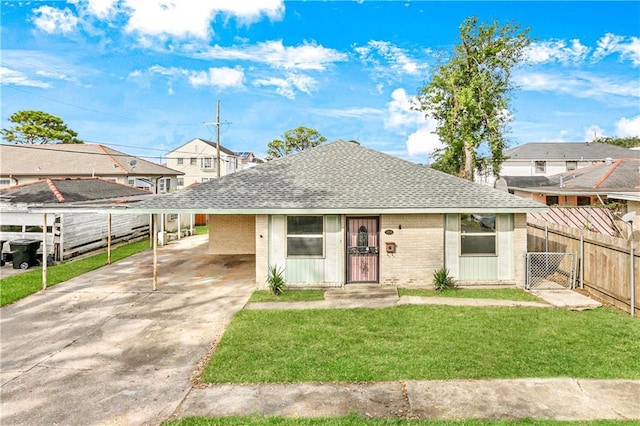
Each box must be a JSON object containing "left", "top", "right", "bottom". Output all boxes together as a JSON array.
[{"left": 12, "top": 203, "right": 210, "bottom": 291}]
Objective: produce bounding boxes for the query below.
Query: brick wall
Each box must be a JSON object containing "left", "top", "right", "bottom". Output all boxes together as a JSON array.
[
  {"left": 379, "top": 214, "right": 444, "bottom": 287},
  {"left": 208, "top": 214, "right": 256, "bottom": 254}
]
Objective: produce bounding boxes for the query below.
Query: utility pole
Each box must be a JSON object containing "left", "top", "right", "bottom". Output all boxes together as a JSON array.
[
  {"left": 216, "top": 100, "right": 221, "bottom": 178},
  {"left": 204, "top": 100, "right": 222, "bottom": 178}
]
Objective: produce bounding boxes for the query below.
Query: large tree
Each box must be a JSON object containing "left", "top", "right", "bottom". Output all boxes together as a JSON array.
[
  {"left": 266, "top": 126, "right": 326, "bottom": 160},
  {"left": 1, "top": 110, "right": 82, "bottom": 144},
  {"left": 415, "top": 17, "right": 531, "bottom": 180}
]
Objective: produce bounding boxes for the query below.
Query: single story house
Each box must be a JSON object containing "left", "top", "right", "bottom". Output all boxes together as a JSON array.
[
  {"left": 0, "top": 178, "right": 152, "bottom": 260},
  {"left": 125, "top": 140, "right": 546, "bottom": 288}
]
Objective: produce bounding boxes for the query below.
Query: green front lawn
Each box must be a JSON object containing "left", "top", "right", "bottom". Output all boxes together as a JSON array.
[
  {"left": 202, "top": 306, "right": 640, "bottom": 383},
  {"left": 249, "top": 290, "right": 325, "bottom": 303},
  {"left": 0, "top": 240, "right": 149, "bottom": 307},
  {"left": 164, "top": 416, "right": 638, "bottom": 426},
  {"left": 398, "top": 288, "right": 542, "bottom": 302}
]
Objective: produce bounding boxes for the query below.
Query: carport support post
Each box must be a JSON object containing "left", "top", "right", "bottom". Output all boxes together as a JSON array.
[
  {"left": 107, "top": 213, "right": 112, "bottom": 265},
  {"left": 42, "top": 213, "right": 47, "bottom": 291},
  {"left": 177, "top": 213, "right": 181, "bottom": 240},
  {"left": 152, "top": 214, "right": 158, "bottom": 291}
]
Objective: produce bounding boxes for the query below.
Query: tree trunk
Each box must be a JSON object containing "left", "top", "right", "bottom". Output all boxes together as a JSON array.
[{"left": 463, "top": 140, "right": 474, "bottom": 181}]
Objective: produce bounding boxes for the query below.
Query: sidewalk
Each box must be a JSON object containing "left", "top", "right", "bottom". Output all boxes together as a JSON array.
[{"left": 175, "top": 379, "right": 640, "bottom": 421}]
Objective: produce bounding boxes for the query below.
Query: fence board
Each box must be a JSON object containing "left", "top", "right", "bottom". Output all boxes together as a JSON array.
[
  {"left": 528, "top": 207, "right": 618, "bottom": 236},
  {"left": 528, "top": 218, "right": 639, "bottom": 315}
]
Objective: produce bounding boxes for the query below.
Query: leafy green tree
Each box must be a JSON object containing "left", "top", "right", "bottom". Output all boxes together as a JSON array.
[
  {"left": 1, "top": 110, "right": 82, "bottom": 144},
  {"left": 415, "top": 17, "right": 531, "bottom": 180},
  {"left": 593, "top": 136, "right": 640, "bottom": 149},
  {"left": 266, "top": 126, "right": 326, "bottom": 160}
]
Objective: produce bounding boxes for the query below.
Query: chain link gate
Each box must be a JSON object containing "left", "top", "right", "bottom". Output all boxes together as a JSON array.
[{"left": 525, "top": 252, "right": 577, "bottom": 290}]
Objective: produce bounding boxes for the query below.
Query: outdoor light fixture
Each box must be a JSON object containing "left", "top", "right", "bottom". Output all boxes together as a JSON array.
[{"left": 621, "top": 211, "right": 636, "bottom": 317}]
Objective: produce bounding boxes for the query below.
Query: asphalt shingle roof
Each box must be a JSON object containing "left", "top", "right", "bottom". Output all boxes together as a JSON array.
[
  {"left": 506, "top": 159, "right": 640, "bottom": 193},
  {"left": 0, "top": 178, "right": 151, "bottom": 204},
  {"left": 504, "top": 142, "right": 640, "bottom": 161},
  {"left": 129, "top": 140, "right": 545, "bottom": 213},
  {"left": 0, "top": 144, "right": 183, "bottom": 177}
]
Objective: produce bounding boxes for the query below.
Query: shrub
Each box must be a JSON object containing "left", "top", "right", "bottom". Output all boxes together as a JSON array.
[
  {"left": 433, "top": 267, "right": 455, "bottom": 292},
  {"left": 266, "top": 265, "right": 286, "bottom": 296}
]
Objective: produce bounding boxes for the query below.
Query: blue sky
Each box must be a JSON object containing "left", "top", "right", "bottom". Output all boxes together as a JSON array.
[{"left": 2, "top": 1, "right": 639, "bottom": 164}]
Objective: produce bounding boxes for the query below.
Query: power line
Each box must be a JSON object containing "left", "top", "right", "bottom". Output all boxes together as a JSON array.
[
  {"left": 2, "top": 85, "right": 201, "bottom": 127},
  {"left": 0, "top": 142, "right": 242, "bottom": 164}
]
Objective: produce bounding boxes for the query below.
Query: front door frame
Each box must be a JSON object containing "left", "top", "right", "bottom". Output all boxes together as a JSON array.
[{"left": 345, "top": 216, "right": 380, "bottom": 284}]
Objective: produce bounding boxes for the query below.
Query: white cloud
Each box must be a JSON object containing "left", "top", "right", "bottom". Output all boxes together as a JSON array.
[
  {"left": 73, "top": 0, "right": 119, "bottom": 20},
  {"left": 584, "top": 125, "right": 606, "bottom": 142},
  {"left": 195, "top": 40, "right": 347, "bottom": 71},
  {"left": 384, "top": 88, "right": 443, "bottom": 158},
  {"left": 133, "top": 65, "right": 245, "bottom": 90},
  {"left": 32, "top": 6, "right": 78, "bottom": 34},
  {"left": 253, "top": 73, "right": 318, "bottom": 99},
  {"left": 122, "top": 0, "right": 284, "bottom": 39},
  {"left": 593, "top": 33, "right": 640, "bottom": 67},
  {"left": 515, "top": 71, "right": 640, "bottom": 99},
  {"left": 188, "top": 67, "right": 245, "bottom": 88},
  {"left": 0, "top": 67, "right": 51, "bottom": 88},
  {"left": 355, "top": 40, "right": 426, "bottom": 77},
  {"left": 615, "top": 115, "right": 640, "bottom": 137},
  {"left": 308, "top": 107, "right": 384, "bottom": 119},
  {"left": 525, "top": 39, "right": 589, "bottom": 64}
]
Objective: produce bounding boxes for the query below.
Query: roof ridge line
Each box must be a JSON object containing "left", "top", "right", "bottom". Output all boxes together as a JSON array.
[
  {"left": 46, "top": 178, "right": 66, "bottom": 203},
  {"left": 593, "top": 159, "right": 623, "bottom": 188},
  {"left": 98, "top": 144, "right": 128, "bottom": 173}
]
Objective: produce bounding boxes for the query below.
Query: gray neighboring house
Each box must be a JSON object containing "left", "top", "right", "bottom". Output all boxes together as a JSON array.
[
  {"left": 0, "top": 178, "right": 151, "bottom": 261},
  {"left": 127, "top": 140, "right": 545, "bottom": 288},
  {"left": 477, "top": 142, "right": 640, "bottom": 186},
  {"left": 504, "top": 158, "right": 640, "bottom": 206}
]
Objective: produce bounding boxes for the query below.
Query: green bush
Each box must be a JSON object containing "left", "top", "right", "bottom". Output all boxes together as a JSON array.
[
  {"left": 432, "top": 267, "right": 455, "bottom": 292},
  {"left": 266, "top": 265, "right": 285, "bottom": 296}
]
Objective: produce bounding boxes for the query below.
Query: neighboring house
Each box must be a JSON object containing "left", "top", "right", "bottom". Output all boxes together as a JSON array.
[
  {"left": 165, "top": 138, "right": 242, "bottom": 189},
  {"left": 0, "top": 143, "right": 183, "bottom": 193},
  {"left": 235, "top": 151, "right": 263, "bottom": 169},
  {"left": 606, "top": 192, "right": 640, "bottom": 237},
  {"left": 503, "top": 158, "right": 640, "bottom": 207},
  {"left": 0, "top": 178, "right": 151, "bottom": 261},
  {"left": 476, "top": 142, "right": 640, "bottom": 186},
  {"left": 129, "top": 140, "right": 545, "bottom": 288}
]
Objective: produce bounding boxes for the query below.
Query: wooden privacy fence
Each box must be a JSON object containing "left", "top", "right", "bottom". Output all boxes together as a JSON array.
[{"left": 528, "top": 218, "right": 639, "bottom": 315}]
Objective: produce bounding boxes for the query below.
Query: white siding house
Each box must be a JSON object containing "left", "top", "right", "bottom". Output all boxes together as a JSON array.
[{"left": 165, "top": 138, "right": 242, "bottom": 189}]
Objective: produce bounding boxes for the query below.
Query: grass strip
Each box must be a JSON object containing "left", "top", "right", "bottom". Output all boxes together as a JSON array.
[
  {"left": 163, "top": 416, "right": 640, "bottom": 425},
  {"left": 202, "top": 306, "right": 640, "bottom": 383},
  {"left": 398, "top": 288, "right": 542, "bottom": 302},
  {"left": 249, "top": 290, "right": 325, "bottom": 303},
  {"left": 1, "top": 240, "right": 149, "bottom": 307}
]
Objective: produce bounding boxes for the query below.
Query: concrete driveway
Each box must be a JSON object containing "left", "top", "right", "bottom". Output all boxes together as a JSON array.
[{"left": 0, "top": 235, "right": 255, "bottom": 426}]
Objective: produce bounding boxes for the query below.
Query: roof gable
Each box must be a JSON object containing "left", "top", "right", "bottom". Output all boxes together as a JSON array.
[
  {"left": 131, "top": 140, "right": 544, "bottom": 213},
  {"left": 166, "top": 138, "right": 238, "bottom": 157}
]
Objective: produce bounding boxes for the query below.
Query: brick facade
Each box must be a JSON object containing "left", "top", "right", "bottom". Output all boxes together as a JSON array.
[
  {"left": 208, "top": 214, "right": 255, "bottom": 255},
  {"left": 378, "top": 214, "right": 444, "bottom": 287}
]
